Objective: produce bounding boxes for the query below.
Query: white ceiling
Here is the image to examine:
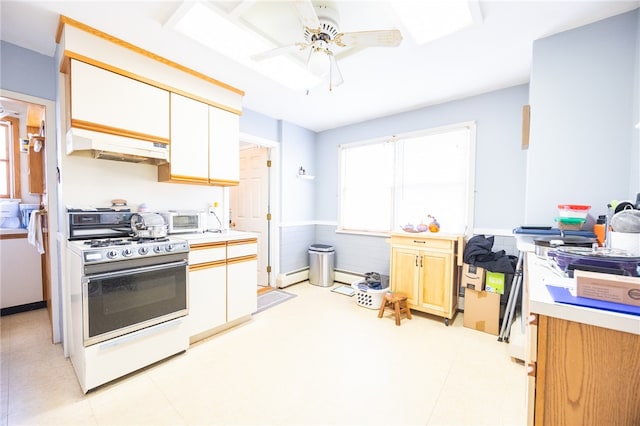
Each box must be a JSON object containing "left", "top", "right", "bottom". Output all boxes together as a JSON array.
[{"left": 1, "top": 1, "right": 638, "bottom": 132}]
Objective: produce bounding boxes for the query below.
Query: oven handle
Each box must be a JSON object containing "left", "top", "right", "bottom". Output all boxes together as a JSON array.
[{"left": 83, "top": 260, "right": 188, "bottom": 282}]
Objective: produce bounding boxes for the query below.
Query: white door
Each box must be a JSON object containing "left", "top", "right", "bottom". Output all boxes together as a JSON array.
[{"left": 230, "top": 146, "right": 270, "bottom": 286}]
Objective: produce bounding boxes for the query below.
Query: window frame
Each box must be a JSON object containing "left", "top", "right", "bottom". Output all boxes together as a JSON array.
[
  {"left": 0, "top": 116, "right": 22, "bottom": 199},
  {"left": 337, "top": 121, "right": 476, "bottom": 236}
]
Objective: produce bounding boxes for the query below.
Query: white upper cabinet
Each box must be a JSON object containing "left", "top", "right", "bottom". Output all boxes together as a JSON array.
[
  {"left": 168, "top": 93, "right": 209, "bottom": 182},
  {"left": 209, "top": 106, "right": 240, "bottom": 184},
  {"left": 70, "top": 60, "right": 170, "bottom": 141},
  {"left": 159, "top": 96, "right": 240, "bottom": 186}
]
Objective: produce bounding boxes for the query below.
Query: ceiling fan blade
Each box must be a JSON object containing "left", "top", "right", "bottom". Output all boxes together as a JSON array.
[
  {"left": 328, "top": 53, "right": 343, "bottom": 90},
  {"left": 251, "top": 42, "right": 308, "bottom": 61},
  {"left": 334, "top": 30, "right": 403, "bottom": 48},
  {"left": 292, "top": 0, "right": 320, "bottom": 30}
]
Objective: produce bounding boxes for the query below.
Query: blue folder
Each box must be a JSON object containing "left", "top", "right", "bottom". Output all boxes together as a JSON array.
[{"left": 545, "top": 285, "right": 640, "bottom": 316}]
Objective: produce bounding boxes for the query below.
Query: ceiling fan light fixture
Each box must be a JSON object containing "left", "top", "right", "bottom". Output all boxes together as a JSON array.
[{"left": 308, "top": 47, "right": 330, "bottom": 77}]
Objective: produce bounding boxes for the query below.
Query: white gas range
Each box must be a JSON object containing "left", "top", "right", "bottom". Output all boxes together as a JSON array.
[{"left": 66, "top": 210, "right": 190, "bottom": 393}]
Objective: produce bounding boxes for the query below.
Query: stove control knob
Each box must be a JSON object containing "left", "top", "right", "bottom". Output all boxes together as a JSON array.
[
  {"left": 138, "top": 246, "right": 149, "bottom": 255},
  {"left": 122, "top": 248, "right": 133, "bottom": 257},
  {"left": 154, "top": 245, "right": 164, "bottom": 253},
  {"left": 166, "top": 244, "right": 174, "bottom": 252},
  {"left": 107, "top": 250, "right": 118, "bottom": 259}
]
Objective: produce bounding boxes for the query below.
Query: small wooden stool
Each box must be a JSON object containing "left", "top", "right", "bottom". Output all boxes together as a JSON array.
[{"left": 378, "top": 292, "right": 412, "bottom": 326}]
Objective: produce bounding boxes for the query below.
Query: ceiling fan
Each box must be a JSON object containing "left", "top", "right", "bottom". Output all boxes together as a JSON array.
[{"left": 251, "top": 0, "right": 403, "bottom": 91}]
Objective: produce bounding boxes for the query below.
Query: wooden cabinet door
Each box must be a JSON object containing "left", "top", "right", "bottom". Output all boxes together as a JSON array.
[
  {"left": 188, "top": 262, "right": 226, "bottom": 337},
  {"left": 70, "top": 60, "right": 169, "bottom": 139},
  {"left": 418, "top": 251, "right": 451, "bottom": 315},
  {"left": 169, "top": 93, "right": 209, "bottom": 182},
  {"left": 390, "top": 247, "right": 420, "bottom": 305},
  {"left": 28, "top": 137, "right": 44, "bottom": 194},
  {"left": 535, "top": 315, "right": 640, "bottom": 426},
  {"left": 209, "top": 106, "right": 240, "bottom": 185}
]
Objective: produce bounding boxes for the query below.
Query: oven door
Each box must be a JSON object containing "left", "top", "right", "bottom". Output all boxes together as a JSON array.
[{"left": 82, "top": 253, "right": 188, "bottom": 346}]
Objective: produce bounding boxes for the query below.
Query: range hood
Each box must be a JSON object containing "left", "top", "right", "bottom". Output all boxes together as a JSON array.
[{"left": 66, "top": 128, "right": 169, "bottom": 164}]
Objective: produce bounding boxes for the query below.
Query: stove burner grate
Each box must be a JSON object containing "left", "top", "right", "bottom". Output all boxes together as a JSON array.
[{"left": 84, "top": 238, "right": 132, "bottom": 248}]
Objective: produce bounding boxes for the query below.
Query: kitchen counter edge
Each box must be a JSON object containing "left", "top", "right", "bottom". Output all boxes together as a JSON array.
[
  {"left": 178, "top": 230, "right": 258, "bottom": 244},
  {"left": 527, "top": 252, "right": 639, "bottom": 335}
]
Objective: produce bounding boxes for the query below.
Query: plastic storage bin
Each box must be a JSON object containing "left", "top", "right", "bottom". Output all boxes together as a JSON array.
[
  {"left": 0, "top": 200, "right": 21, "bottom": 228},
  {"left": 308, "top": 244, "right": 335, "bottom": 287}
]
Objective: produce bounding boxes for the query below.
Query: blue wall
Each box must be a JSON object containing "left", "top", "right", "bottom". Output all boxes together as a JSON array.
[
  {"left": 313, "top": 85, "right": 529, "bottom": 274},
  {"left": 526, "top": 9, "right": 639, "bottom": 225},
  {"left": 0, "top": 41, "right": 56, "bottom": 100}
]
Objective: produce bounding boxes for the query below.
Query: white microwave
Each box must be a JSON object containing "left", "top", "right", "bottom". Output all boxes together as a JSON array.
[{"left": 160, "top": 211, "right": 204, "bottom": 234}]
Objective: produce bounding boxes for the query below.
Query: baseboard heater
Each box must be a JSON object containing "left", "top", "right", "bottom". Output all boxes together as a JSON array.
[{"left": 276, "top": 268, "right": 364, "bottom": 288}]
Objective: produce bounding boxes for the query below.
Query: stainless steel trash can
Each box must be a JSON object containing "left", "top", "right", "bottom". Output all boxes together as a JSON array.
[{"left": 308, "top": 244, "right": 335, "bottom": 287}]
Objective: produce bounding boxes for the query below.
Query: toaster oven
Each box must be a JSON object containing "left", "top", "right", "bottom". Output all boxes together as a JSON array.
[{"left": 160, "top": 211, "right": 204, "bottom": 234}]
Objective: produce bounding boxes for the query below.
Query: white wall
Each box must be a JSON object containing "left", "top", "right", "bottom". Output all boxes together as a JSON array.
[{"left": 59, "top": 152, "right": 224, "bottom": 214}]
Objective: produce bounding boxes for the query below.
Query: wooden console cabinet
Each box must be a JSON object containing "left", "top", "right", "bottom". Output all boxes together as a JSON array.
[{"left": 389, "top": 234, "right": 464, "bottom": 325}]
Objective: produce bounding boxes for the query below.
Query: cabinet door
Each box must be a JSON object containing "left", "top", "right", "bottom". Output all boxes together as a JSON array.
[
  {"left": 188, "top": 262, "right": 226, "bottom": 337},
  {"left": 419, "top": 251, "right": 451, "bottom": 315},
  {"left": 28, "top": 137, "right": 44, "bottom": 194},
  {"left": 227, "top": 257, "right": 257, "bottom": 322},
  {"left": 169, "top": 93, "right": 209, "bottom": 182},
  {"left": 209, "top": 106, "right": 239, "bottom": 185},
  {"left": 70, "top": 60, "right": 169, "bottom": 139},
  {"left": 390, "top": 247, "right": 420, "bottom": 305}
]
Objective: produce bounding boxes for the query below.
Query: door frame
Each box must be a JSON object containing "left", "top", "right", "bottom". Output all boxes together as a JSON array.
[
  {"left": 237, "top": 131, "right": 280, "bottom": 287},
  {"left": 1, "top": 89, "right": 62, "bottom": 345}
]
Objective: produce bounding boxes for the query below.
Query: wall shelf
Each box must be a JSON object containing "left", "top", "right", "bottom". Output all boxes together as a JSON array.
[{"left": 296, "top": 174, "right": 315, "bottom": 180}]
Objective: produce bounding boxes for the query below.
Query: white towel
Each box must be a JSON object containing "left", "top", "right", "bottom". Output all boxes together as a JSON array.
[{"left": 27, "top": 210, "right": 45, "bottom": 254}]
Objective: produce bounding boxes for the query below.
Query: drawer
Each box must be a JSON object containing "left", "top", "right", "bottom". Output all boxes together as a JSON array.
[
  {"left": 189, "top": 242, "right": 226, "bottom": 265},
  {"left": 227, "top": 238, "right": 258, "bottom": 258},
  {"left": 391, "top": 235, "right": 455, "bottom": 251}
]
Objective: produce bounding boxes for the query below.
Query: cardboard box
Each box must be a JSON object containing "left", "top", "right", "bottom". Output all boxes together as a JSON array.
[
  {"left": 461, "top": 263, "right": 485, "bottom": 291},
  {"left": 575, "top": 270, "right": 640, "bottom": 307},
  {"left": 463, "top": 289, "right": 500, "bottom": 335},
  {"left": 485, "top": 271, "right": 505, "bottom": 295}
]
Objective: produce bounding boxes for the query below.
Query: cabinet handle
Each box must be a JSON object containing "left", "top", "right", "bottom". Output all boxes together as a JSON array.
[
  {"left": 528, "top": 314, "right": 538, "bottom": 325},
  {"left": 413, "top": 240, "right": 426, "bottom": 244},
  {"left": 420, "top": 256, "right": 423, "bottom": 268},
  {"left": 527, "top": 362, "right": 537, "bottom": 377},
  {"left": 415, "top": 255, "right": 418, "bottom": 267}
]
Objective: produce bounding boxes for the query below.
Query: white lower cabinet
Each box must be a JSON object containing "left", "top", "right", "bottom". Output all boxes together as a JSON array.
[
  {"left": 227, "top": 257, "right": 258, "bottom": 322},
  {"left": 188, "top": 260, "right": 226, "bottom": 337},
  {"left": 227, "top": 238, "right": 258, "bottom": 322},
  {"left": 187, "top": 237, "right": 258, "bottom": 342}
]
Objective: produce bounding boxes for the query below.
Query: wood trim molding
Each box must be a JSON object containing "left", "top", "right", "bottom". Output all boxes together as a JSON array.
[
  {"left": 209, "top": 179, "right": 240, "bottom": 187},
  {"left": 70, "top": 119, "right": 170, "bottom": 145},
  {"left": 522, "top": 105, "right": 531, "bottom": 150},
  {"left": 5, "top": 116, "right": 22, "bottom": 199},
  {"left": 190, "top": 241, "right": 227, "bottom": 250},
  {"left": 189, "top": 260, "right": 226, "bottom": 271},
  {"left": 57, "top": 15, "right": 244, "bottom": 97},
  {"left": 227, "top": 254, "right": 257, "bottom": 265},
  {"left": 227, "top": 238, "right": 258, "bottom": 246},
  {"left": 0, "top": 233, "right": 27, "bottom": 240}
]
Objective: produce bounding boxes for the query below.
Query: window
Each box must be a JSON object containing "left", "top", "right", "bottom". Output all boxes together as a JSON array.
[
  {"left": 338, "top": 122, "right": 475, "bottom": 235},
  {"left": 0, "top": 117, "right": 22, "bottom": 199}
]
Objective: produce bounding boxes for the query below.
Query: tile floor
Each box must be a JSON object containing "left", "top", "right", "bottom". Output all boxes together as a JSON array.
[{"left": 1, "top": 282, "right": 526, "bottom": 425}]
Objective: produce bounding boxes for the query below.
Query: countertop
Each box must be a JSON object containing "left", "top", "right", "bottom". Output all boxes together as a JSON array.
[
  {"left": 0, "top": 228, "right": 28, "bottom": 237},
  {"left": 527, "top": 252, "right": 639, "bottom": 335}
]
